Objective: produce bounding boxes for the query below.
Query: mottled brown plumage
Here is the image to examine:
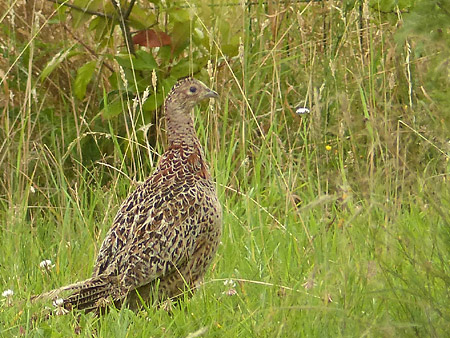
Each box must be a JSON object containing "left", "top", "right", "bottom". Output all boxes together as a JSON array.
[{"left": 34, "top": 78, "right": 222, "bottom": 313}]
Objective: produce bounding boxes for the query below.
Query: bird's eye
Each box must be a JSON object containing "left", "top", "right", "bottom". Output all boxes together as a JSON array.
[{"left": 189, "top": 86, "right": 197, "bottom": 93}]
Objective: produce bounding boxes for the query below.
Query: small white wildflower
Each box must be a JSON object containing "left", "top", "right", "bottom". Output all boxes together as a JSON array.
[
  {"left": 2, "top": 289, "right": 13, "bottom": 306},
  {"left": 2, "top": 289, "right": 13, "bottom": 297},
  {"left": 53, "top": 298, "right": 64, "bottom": 307},
  {"left": 295, "top": 107, "right": 310, "bottom": 115},
  {"left": 39, "top": 259, "right": 55, "bottom": 271},
  {"left": 223, "top": 279, "right": 236, "bottom": 288}
]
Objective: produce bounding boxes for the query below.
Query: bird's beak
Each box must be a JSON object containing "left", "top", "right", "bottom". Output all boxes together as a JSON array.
[{"left": 204, "top": 89, "right": 219, "bottom": 99}]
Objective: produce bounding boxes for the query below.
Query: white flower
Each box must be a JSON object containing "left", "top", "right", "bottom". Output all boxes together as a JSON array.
[
  {"left": 2, "top": 289, "right": 13, "bottom": 297},
  {"left": 52, "top": 297, "right": 70, "bottom": 315},
  {"left": 2, "top": 289, "right": 13, "bottom": 306},
  {"left": 39, "top": 259, "right": 55, "bottom": 270},
  {"left": 295, "top": 107, "right": 310, "bottom": 115},
  {"left": 223, "top": 279, "right": 236, "bottom": 288},
  {"left": 53, "top": 298, "right": 64, "bottom": 307}
]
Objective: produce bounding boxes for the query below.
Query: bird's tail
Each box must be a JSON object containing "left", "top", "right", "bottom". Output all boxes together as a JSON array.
[{"left": 32, "top": 275, "right": 125, "bottom": 313}]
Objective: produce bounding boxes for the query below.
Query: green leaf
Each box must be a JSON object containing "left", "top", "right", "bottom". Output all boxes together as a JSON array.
[
  {"left": 74, "top": 61, "right": 97, "bottom": 100},
  {"left": 171, "top": 21, "right": 190, "bottom": 57},
  {"left": 128, "top": 5, "right": 157, "bottom": 30},
  {"left": 157, "top": 46, "right": 172, "bottom": 61},
  {"left": 222, "top": 35, "right": 241, "bottom": 57},
  {"left": 168, "top": 7, "right": 193, "bottom": 23},
  {"left": 169, "top": 60, "right": 192, "bottom": 79},
  {"left": 135, "top": 50, "right": 158, "bottom": 69},
  {"left": 115, "top": 50, "right": 158, "bottom": 71},
  {"left": 101, "top": 97, "right": 124, "bottom": 119},
  {"left": 142, "top": 92, "right": 164, "bottom": 112}
]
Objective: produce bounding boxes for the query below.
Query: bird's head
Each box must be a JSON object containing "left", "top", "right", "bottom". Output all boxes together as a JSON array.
[{"left": 165, "top": 77, "right": 218, "bottom": 112}]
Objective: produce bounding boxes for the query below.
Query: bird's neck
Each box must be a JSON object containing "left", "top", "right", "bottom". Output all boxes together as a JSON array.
[
  {"left": 164, "top": 106, "right": 210, "bottom": 178},
  {"left": 165, "top": 106, "right": 200, "bottom": 148}
]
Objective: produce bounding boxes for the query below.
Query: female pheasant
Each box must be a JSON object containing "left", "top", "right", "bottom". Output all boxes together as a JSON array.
[{"left": 34, "top": 78, "right": 222, "bottom": 313}]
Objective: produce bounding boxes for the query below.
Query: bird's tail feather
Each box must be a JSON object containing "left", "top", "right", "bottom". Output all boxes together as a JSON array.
[{"left": 32, "top": 275, "right": 125, "bottom": 312}]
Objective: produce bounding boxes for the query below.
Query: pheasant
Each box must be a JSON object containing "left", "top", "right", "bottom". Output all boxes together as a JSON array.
[{"left": 34, "top": 78, "right": 222, "bottom": 313}]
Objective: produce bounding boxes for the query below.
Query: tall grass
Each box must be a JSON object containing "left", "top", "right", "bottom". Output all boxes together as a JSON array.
[{"left": 1, "top": 1, "right": 449, "bottom": 337}]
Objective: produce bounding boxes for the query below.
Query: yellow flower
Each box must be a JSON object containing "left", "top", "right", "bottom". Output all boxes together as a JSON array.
[{"left": 325, "top": 145, "right": 332, "bottom": 151}]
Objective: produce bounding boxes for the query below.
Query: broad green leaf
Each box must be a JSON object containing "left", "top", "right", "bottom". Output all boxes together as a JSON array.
[
  {"left": 115, "top": 54, "right": 137, "bottom": 69},
  {"left": 157, "top": 46, "right": 172, "bottom": 61},
  {"left": 115, "top": 51, "right": 157, "bottom": 71},
  {"left": 171, "top": 21, "right": 191, "bottom": 57},
  {"left": 142, "top": 92, "right": 164, "bottom": 112},
  {"left": 74, "top": 60, "right": 97, "bottom": 100},
  {"left": 170, "top": 61, "right": 191, "bottom": 79},
  {"left": 162, "top": 77, "right": 178, "bottom": 93},
  {"left": 168, "top": 7, "right": 193, "bottom": 23},
  {"left": 128, "top": 5, "right": 157, "bottom": 30},
  {"left": 222, "top": 35, "right": 241, "bottom": 57},
  {"left": 170, "top": 60, "right": 200, "bottom": 79},
  {"left": 135, "top": 50, "right": 158, "bottom": 69},
  {"left": 101, "top": 98, "right": 124, "bottom": 119},
  {"left": 219, "top": 20, "right": 231, "bottom": 42}
]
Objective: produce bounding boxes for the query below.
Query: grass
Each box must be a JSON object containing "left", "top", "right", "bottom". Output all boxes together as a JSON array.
[{"left": 1, "top": 0, "right": 450, "bottom": 337}]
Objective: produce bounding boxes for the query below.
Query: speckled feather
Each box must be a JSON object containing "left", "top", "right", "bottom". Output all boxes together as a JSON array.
[{"left": 33, "top": 78, "right": 222, "bottom": 313}]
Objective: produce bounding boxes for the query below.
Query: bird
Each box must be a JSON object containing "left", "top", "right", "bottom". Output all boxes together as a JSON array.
[{"left": 33, "top": 77, "right": 222, "bottom": 314}]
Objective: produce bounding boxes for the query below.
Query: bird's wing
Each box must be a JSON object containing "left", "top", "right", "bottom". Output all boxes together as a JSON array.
[{"left": 92, "top": 166, "right": 207, "bottom": 288}]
